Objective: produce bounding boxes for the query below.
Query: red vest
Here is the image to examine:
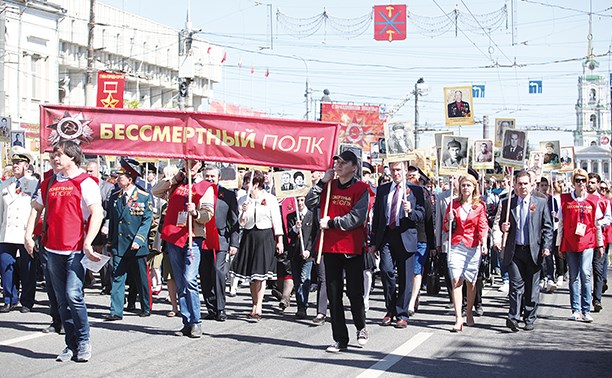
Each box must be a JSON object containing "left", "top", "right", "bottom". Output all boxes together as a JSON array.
[
  {"left": 318, "top": 179, "right": 368, "bottom": 255},
  {"left": 161, "top": 180, "right": 219, "bottom": 249},
  {"left": 40, "top": 172, "right": 90, "bottom": 251},
  {"left": 560, "top": 192, "right": 599, "bottom": 252}
]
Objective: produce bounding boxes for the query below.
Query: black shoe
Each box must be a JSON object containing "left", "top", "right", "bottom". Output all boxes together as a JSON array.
[
  {"left": 204, "top": 313, "right": 217, "bottom": 320},
  {"left": 138, "top": 311, "right": 151, "bottom": 317},
  {"left": 99, "top": 288, "right": 111, "bottom": 295},
  {"left": 174, "top": 326, "right": 190, "bottom": 337},
  {"left": 593, "top": 302, "right": 602, "bottom": 312},
  {"left": 103, "top": 314, "right": 123, "bottom": 321},
  {"left": 216, "top": 311, "right": 227, "bottom": 322},
  {"left": 506, "top": 318, "right": 520, "bottom": 333},
  {"left": 524, "top": 323, "right": 535, "bottom": 331},
  {"left": 20, "top": 306, "right": 32, "bottom": 313},
  {"left": 0, "top": 304, "right": 16, "bottom": 313},
  {"left": 189, "top": 323, "right": 202, "bottom": 338},
  {"left": 126, "top": 304, "right": 136, "bottom": 312}
]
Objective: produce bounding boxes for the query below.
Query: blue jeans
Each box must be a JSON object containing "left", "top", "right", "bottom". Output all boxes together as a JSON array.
[
  {"left": 0, "top": 243, "right": 36, "bottom": 307},
  {"left": 566, "top": 249, "right": 593, "bottom": 314},
  {"left": 168, "top": 240, "right": 202, "bottom": 325},
  {"left": 291, "top": 258, "right": 313, "bottom": 311},
  {"left": 40, "top": 247, "right": 61, "bottom": 327},
  {"left": 46, "top": 251, "right": 89, "bottom": 351}
]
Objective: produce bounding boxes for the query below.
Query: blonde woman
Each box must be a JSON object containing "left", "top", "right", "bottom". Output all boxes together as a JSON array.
[{"left": 443, "top": 174, "right": 489, "bottom": 332}]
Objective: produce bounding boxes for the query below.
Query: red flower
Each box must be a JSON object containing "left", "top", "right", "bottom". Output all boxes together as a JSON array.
[
  {"left": 261, "top": 198, "right": 267, "bottom": 206},
  {"left": 472, "top": 204, "right": 478, "bottom": 210},
  {"left": 530, "top": 204, "right": 536, "bottom": 212},
  {"left": 405, "top": 187, "right": 411, "bottom": 197}
]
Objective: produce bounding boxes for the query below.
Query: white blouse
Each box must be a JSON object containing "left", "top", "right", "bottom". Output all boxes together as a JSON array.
[{"left": 238, "top": 191, "right": 284, "bottom": 236}]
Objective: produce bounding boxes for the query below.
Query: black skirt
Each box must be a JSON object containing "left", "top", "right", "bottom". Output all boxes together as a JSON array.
[{"left": 231, "top": 227, "right": 277, "bottom": 281}]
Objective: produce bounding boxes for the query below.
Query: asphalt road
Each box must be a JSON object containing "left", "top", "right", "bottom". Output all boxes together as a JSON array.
[{"left": 1, "top": 271, "right": 611, "bottom": 377}]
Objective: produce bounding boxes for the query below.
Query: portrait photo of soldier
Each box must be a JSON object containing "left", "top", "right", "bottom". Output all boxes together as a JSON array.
[
  {"left": 559, "top": 146, "right": 575, "bottom": 172},
  {"left": 439, "top": 135, "right": 469, "bottom": 176},
  {"left": 11, "top": 131, "right": 25, "bottom": 148},
  {"left": 0, "top": 116, "right": 10, "bottom": 139},
  {"left": 540, "top": 140, "right": 561, "bottom": 170},
  {"left": 472, "top": 139, "right": 494, "bottom": 170},
  {"left": 444, "top": 86, "right": 475, "bottom": 126},
  {"left": 494, "top": 118, "right": 515, "bottom": 148},
  {"left": 499, "top": 129, "right": 527, "bottom": 167},
  {"left": 272, "top": 169, "right": 311, "bottom": 199}
]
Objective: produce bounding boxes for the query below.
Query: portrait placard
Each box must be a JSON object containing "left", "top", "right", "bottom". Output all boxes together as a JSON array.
[
  {"left": 471, "top": 139, "right": 494, "bottom": 170},
  {"left": 539, "top": 140, "right": 561, "bottom": 171},
  {"left": 559, "top": 146, "right": 575, "bottom": 172},
  {"left": 273, "top": 169, "right": 312, "bottom": 199},
  {"left": 498, "top": 129, "right": 527, "bottom": 168},
  {"left": 384, "top": 121, "right": 415, "bottom": 162},
  {"left": 528, "top": 151, "right": 545, "bottom": 181},
  {"left": 444, "top": 86, "right": 475, "bottom": 126},
  {"left": 494, "top": 118, "right": 515, "bottom": 148},
  {"left": 0, "top": 116, "right": 10, "bottom": 142},
  {"left": 215, "top": 162, "right": 238, "bottom": 189},
  {"left": 10, "top": 130, "right": 25, "bottom": 148},
  {"left": 439, "top": 135, "right": 469, "bottom": 176}
]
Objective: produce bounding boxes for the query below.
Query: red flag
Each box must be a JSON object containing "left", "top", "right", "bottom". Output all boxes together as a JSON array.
[
  {"left": 374, "top": 4, "right": 407, "bottom": 42},
  {"left": 221, "top": 51, "right": 227, "bottom": 63},
  {"left": 96, "top": 71, "right": 125, "bottom": 108},
  {"left": 207, "top": 46, "right": 212, "bottom": 54},
  {"left": 250, "top": 67, "right": 254, "bottom": 74},
  {"left": 264, "top": 68, "right": 269, "bottom": 77}
]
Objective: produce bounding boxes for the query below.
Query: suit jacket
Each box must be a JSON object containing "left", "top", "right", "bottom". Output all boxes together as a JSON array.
[
  {"left": 370, "top": 181, "right": 425, "bottom": 252},
  {"left": 502, "top": 144, "right": 524, "bottom": 160},
  {"left": 107, "top": 187, "right": 154, "bottom": 257},
  {"left": 499, "top": 195, "right": 553, "bottom": 266},
  {"left": 214, "top": 185, "right": 239, "bottom": 251},
  {"left": 409, "top": 184, "right": 435, "bottom": 250},
  {"left": 286, "top": 209, "right": 316, "bottom": 259}
]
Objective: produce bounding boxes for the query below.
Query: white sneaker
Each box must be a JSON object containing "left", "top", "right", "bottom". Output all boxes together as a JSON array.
[
  {"left": 498, "top": 282, "right": 509, "bottom": 293},
  {"left": 326, "top": 341, "right": 347, "bottom": 353},
  {"left": 538, "top": 280, "right": 545, "bottom": 291},
  {"left": 56, "top": 347, "right": 74, "bottom": 362},
  {"left": 556, "top": 276, "right": 563, "bottom": 287},
  {"left": 357, "top": 328, "right": 369, "bottom": 347},
  {"left": 568, "top": 312, "right": 581, "bottom": 321},
  {"left": 582, "top": 313, "right": 594, "bottom": 323},
  {"left": 546, "top": 280, "right": 557, "bottom": 293}
]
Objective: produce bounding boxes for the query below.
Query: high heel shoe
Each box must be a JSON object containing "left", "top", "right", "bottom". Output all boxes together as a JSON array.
[{"left": 451, "top": 324, "right": 463, "bottom": 333}]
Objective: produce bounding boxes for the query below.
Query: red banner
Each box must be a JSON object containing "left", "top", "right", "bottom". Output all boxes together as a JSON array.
[
  {"left": 39, "top": 105, "right": 340, "bottom": 171},
  {"left": 374, "top": 4, "right": 407, "bottom": 42},
  {"left": 320, "top": 103, "right": 384, "bottom": 153},
  {"left": 96, "top": 72, "right": 125, "bottom": 108}
]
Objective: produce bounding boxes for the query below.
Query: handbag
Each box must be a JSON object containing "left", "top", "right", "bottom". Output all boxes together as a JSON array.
[{"left": 426, "top": 254, "right": 441, "bottom": 295}]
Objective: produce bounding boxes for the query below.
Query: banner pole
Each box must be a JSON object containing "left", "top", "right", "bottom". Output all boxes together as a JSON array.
[
  {"left": 316, "top": 178, "right": 333, "bottom": 264},
  {"left": 187, "top": 160, "right": 193, "bottom": 251},
  {"left": 447, "top": 176, "right": 454, "bottom": 255},
  {"left": 501, "top": 167, "right": 515, "bottom": 249},
  {"left": 295, "top": 196, "right": 306, "bottom": 256}
]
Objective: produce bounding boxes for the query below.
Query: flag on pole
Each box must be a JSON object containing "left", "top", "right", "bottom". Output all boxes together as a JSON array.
[
  {"left": 251, "top": 67, "right": 254, "bottom": 74},
  {"left": 221, "top": 51, "right": 227, "bottom": 63},
  {"left": 264, "top": 68, "right": 269, "bottom": 77}
]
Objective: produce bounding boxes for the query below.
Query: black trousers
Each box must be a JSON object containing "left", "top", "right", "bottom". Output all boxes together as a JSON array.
[
  {"left": 507, "top": 246, "right": 540, "bottom": 324},
  {"left": 199, "top": 249, "right": 228, "bottom": 315},
  {"left": 324, "top": 253, "right": 366, "bottom": 345}
]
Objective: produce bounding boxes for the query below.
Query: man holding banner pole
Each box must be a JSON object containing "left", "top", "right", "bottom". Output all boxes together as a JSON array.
[
  {"left": 152, "top": 160, "right": 216, "bottom": 338},
  {"left": 305, "top": 150, "right": 370, "bottom": 353}
]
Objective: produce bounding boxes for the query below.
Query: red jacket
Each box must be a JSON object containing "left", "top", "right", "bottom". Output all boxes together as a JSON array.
[{"left": 443, "top": 200, "right": 488, "bottom": 248}]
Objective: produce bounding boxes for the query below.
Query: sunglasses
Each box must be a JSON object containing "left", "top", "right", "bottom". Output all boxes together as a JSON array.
[
  {"left": 599, "top": 187, "right": 609, "bottom": 191},
  {"left": 574, "top": 178, "right": 587, "bottom": 183}
]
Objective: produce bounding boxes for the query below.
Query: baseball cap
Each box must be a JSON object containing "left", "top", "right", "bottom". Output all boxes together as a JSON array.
[{"left": 333, "top": 150, "right": 358, "bottom": 165}]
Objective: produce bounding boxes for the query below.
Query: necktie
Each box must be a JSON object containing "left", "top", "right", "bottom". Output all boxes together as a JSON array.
[
  {"left": 389, "top": 184, "right": 400, "bottom": 229},
  {"left": 123, "top": 192, "right": 129, "bottom": 205},
  {"left": 519, "top": 198, "right": 529, "bottom": 244}
]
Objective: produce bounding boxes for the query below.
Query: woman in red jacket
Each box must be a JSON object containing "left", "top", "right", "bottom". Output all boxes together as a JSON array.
[{"left": 443, "top": 174, "right": 489, "bottom": 332}]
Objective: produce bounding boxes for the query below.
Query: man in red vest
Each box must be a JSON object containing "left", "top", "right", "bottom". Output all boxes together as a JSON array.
[
  {"left": 25, "top": 141, "right": 104, "bottom": 362},
  {"left": 306, "top": 150, "right": 370, "bottom": 353},
  {"left": 152, "top": 160, "right": 215, "bottom": 338}
]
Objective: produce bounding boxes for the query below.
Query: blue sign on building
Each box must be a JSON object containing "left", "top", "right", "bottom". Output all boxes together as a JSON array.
[
  {"left": 472, "top": 85, "right": 485, "bottom": 98},
  {"left": 529, "top": 80, "right": 542, "bottom": 94}
]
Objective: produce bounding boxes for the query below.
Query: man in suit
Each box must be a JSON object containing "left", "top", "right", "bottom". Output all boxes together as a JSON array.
[
  {"left": 496, "top": 170, "right": 553, "bottom": 331},
  {"left": 280, "top": 171, "right": 295, "bottom": 191},
  {"left": 369, "top": 161, "right": 425, "bottom": 328},
  {"left": 104, "top": 158, "right": 154, "bottom": 320},
  {"left": 502, "top": 132, "right": 524, "bottom": 161},
  {"left": 560, "top": 150, "right": 572, "bottom": 165},
  {"left": 447, "top": 90, "right": 471, "bottom": 118},
  {"left": 199, "top": 165, "right": 239, "bottom": 322},
  {"left": 287, "top": 196, "right": 317, "bottom": 319},
  {"left": 0, "top": 146, "right": 39, "bottom": 313}
]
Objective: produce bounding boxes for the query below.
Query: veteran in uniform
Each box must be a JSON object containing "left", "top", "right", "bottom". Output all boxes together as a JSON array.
[
  {"left": 104, "top": 158, "right": 154, "bottom": 320},
  {"left": 0, "top": 147, "right": 39, "bottom": 313}
]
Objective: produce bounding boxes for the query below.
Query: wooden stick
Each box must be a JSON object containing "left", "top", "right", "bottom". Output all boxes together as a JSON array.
[
  {"left": 294, "top": 197, "right": 306, "bottom": 255},
  {"left": 316, "top": 178, "right": 333, "bottom": 264},
  {"left": 501, "top": 167, "right": 515, "bottom": 248},
  {"left": 447, "top": 177, "right": 454, "bottom": 255},
  {"left": 187, "top": 160, "right": 193, "bottom": 251}
]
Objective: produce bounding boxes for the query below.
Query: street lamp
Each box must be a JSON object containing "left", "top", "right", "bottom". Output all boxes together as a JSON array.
[
  {"left": 413, "top": 77, "right": 428, "bottom": 149},
  {"left": 293, "top": 55, "right": 310, "bottom": 120}
]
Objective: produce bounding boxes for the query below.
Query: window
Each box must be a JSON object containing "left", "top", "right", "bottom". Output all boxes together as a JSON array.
[
  {"left": 589, "top": 88, "right": 596, "bottom": 103},
  {"left": 590, "top": 114, "right": 597, "bottom": 129},
  {"left": 603, "top": 161, "right": 609, "bottom": 175}
]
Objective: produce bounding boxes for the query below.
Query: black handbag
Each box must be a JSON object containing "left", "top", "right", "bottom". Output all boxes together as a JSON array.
[{"left": 426, "top": 254, "right": 441, "bottom": 295}]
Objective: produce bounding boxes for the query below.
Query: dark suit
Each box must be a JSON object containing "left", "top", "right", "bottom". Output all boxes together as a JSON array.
[
  {"left": 370, "top": 181, "right": 425, "bottom": 320},
  {"left": 502, "top": 144, "right": 524, "bottom": 161},
  {"left": 499, "top": 195, "right": 553, "bottom": 325},
  {"left": 447, "top": 101, "right": 471, "bottom": 118},
  {"left": 107, "top": 187, "right": 154, "bottom": 317},
  {"left": 199, "top": 185, "right": 239, "bottom": 318},
  {"left": 287, "top": 209, "right": 316, "bottom": 312}
]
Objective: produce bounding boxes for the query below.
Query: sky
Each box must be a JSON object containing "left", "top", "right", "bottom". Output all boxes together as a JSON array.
[{"left": 99, "top": 0, "right": 612, "bottom": 152}]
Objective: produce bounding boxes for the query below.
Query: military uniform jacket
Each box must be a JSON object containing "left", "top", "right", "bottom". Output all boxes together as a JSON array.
[
  {"left": 107, "top": 187, "right": 154, "bottom": 257},
  {"left": 0, "top": 176, "right": 39, "bottom": 244}
]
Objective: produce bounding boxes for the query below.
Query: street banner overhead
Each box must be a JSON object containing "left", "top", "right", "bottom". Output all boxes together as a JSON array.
[
  {"left": 40, "top": 105, "right": 340, "bottom": 171},
  {"left": 320, "top": 102, "right": 384, "bottom": 153},
  {"left": 374, "top": 4, "right": 407, "bottom": 42}
]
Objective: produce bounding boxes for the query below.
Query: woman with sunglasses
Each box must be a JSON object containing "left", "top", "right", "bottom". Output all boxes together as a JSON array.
[{"left": 557, "top": 169, "right": 605, "bottom": 322}]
